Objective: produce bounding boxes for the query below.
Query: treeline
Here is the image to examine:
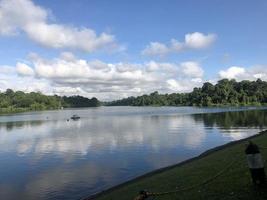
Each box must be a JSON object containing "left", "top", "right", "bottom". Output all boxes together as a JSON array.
[
  {"left": 107, "top": 79, "right": 267, "bottom": 106},
  {"left": 62, "top": 95, "right": 100, "bottom": 108},
  {"left": 0, "top": 89, "right": 100, "bottom": 113}
]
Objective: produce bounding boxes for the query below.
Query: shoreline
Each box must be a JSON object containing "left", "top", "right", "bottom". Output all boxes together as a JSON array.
[
  {"left": 1, "top": 106, "right": 266, "bottom": 120},
  {"left": 84, "top": 130, "right": 267, "bottom": 200},
  {"left": 0, "top": 106, "right": 100, "bottom": 116},
  {"left": 1, "top": 105, "right": 266, "bottom": 116}
]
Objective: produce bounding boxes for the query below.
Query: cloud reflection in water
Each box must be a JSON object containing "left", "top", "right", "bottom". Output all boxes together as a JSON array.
[{"left": 0, "top": 107, "right": 266, "bottom": 199}]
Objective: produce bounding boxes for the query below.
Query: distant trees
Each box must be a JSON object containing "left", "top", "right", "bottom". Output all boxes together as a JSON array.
[
  {"left": 0, "top": 89, "right": 100, "bottom": 113},
  {"left": 2, "top": 78, "right": 267, "bottom": 113},
  {"left": 0, "top": 89, "right": 61, "bottom": 113},
  {"left": 107, "top": 79, "right": 267, "bottom": 106},
  {"left": 62, "top": 95, "right": 100, "bottom": 107}
]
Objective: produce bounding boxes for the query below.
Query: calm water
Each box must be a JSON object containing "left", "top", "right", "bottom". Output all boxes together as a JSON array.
[{"left": 1, "top": 106, "right": 267, "bottom": 200}]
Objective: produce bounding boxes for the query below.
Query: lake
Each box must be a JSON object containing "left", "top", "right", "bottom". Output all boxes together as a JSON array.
[{"left": 0, "top": 106, "right": 267, "bottom": 200}]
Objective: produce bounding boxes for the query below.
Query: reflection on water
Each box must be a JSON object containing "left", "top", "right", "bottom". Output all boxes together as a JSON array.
[
  {"left": 0, "top": 120, "right": 44, "bottom": 131},
  {"left": 0, "top": 107, "right": 267, "bottom": 200},
  {"left": 194, "top": 109, "right": 267, "bottom": 128}
]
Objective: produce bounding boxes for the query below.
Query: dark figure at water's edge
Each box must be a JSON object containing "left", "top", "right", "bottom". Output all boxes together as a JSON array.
[{"left": 245, "top": 141, "right": 266, "bottom": 185}]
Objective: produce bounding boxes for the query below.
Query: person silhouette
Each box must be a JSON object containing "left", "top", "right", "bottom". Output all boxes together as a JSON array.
[{"left": 245, "top": 141, "right": 266, "bottom": 185}]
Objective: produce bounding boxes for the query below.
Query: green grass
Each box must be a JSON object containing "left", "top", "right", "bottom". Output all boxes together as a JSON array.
[{"left": 90, "top": 131, "right": 267, "bottom": 200}]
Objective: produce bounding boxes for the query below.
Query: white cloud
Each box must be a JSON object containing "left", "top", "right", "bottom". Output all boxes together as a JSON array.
[
  {"left": 219, "top": 66, "right": 246, "bottom": 79},
  {"left": 0, "top": 0, "right": 47, "bottom": 35},
  {"left": 142, "top": 42, "right": 169, "bottom": 56},
  {"left": 181, "top": 61, "right": 204, "bottom": 78},
  {"left": 166, "top": 78, "right": 204, "bottom": 93},
  {"left": 59, "top": 52, "right": 76, "bottom": 61},
  {"left": 170, "top": 39, "right": 184, "bottom": 51},
  {"left": 16, "top": 62, "right": 34, "bottom": 76},
  {"left": 0, "top": 53, "right": 207, "bottom": 100},
  {"left": 167, "top": 79, "right": 189, "bottom": 91},
  {"left": 3, "top": 57, "right": 267, "bottom": 101},
  {"left": 24, "top": 23, "right": 115, "bottom": 52},
  {"left": 33, "top": 57, "right": 147, "bottom": 83},
  {"left": 184, "top": 32, "right": 216, "bottom": 49},
  {"left": 0, "top": 0, "right": 118, "bottom": 52},
  {"left": 218, "top": 65, "right": 267, "bottom": 81},
  {"left": 145, "top": 60, "right": 177, "bottom": 73},
  {"left": 142, "top": 32, "right": 217, "bottom": 56},
  {"left": 0, "top": 73, "right": 51, "bottom": 94}
]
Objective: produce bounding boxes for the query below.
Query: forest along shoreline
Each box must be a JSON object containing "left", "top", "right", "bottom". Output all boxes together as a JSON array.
[
  {"left": 85, "top": 130, "right": 267, "bottom": 200},
  {"left": 107, "top": 79, "right": 267, "bottom": 107},
  {"left": 1, "top": 78, "right": 267, "bottom": 114},
  {"left": 0, "top": 89, "right": 100, "bottom": 114}
]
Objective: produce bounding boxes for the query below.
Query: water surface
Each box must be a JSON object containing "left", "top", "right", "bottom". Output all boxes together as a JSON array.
[{"left": 0, "top": 106, "right": 267, "bottom": 200}]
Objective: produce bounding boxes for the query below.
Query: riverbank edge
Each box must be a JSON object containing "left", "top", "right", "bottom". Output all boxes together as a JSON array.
[
  {"left": 1, "top": 105, "right": 266, "bottom": 116},
  {"left": 83, "top": 129, "right": 267, "bottom": 200},
  {"left": 0, "top": 106, "right": 101, "bottom": 116}
]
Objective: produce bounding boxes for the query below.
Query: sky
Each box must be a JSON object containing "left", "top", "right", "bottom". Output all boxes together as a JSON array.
[{"left": 0, "top": 0, "right": 267, "bottom": 100}]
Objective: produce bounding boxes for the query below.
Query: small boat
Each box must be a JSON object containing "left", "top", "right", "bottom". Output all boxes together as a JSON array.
[{"left": 71, "top": 114, "right": 80, "bottom": 120}]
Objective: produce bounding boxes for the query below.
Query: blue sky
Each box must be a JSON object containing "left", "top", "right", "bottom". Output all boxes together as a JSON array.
[{"left": 0, "top": 0, "right": 267, "bottom": 100}]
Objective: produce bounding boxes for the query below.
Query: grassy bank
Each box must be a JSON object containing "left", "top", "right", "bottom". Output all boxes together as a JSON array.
[{"left": 88, "top": 130, "right": 267, "bottom": 200}]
